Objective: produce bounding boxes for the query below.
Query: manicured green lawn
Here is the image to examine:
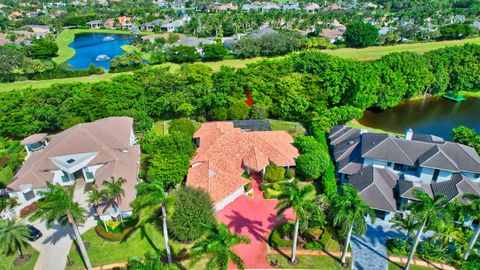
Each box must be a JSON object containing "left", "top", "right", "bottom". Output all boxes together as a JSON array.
[
  {"left": 388, "top": 261, "right": 436, "bottom": 270},
  {"left": 269, "top": 119, "right": 306, "bottom": 137},
  {"left": 0, "top": 245, "right": 39, "bottom": 270},
  {"left": 121, "top": 45, "right": 151, "bottom": 61},
  {"left": 268, "top": 254, "right": 348, "bottom": 269},
  {"left": 67, "top": 223, "right": 203, "bottom": 270},
  {"left": 324, "top": 37, "right": 480, "bottom": 60},
  {"left": 346, "top": 119, "right": 403, "bottom": 136}
]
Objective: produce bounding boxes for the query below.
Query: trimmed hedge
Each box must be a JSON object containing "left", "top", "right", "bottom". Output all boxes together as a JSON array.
[
  {"left": 95, "top": 224, "right": 136, "bottom": 242},
  {"left": 264, "top": 163, "right": 285, "bottom": 182},
  {"left": 311, "top": 124, "right": 338, "bottom": 197},
  {"left": 269, "top": 222, "right": 294, "bottom": 248}
]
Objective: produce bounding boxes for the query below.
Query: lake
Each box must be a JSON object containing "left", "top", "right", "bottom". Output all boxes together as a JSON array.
[
  {"left": 66, "top": 33, "right": 134, "bottom": 70},
  {"left": 358, "top": 96, "right": 480, "bottom": 140}
]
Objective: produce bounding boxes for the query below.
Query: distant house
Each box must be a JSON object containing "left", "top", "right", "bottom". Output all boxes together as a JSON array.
[
  {"left": 140, "top": 19, "right": 166, "bottom": 31},
  {"left": 172, "top": 36, "right": 215, "bottom": 47},
  {"left": 187, "top": 122, "right": 299, "bottom": 211},
  {"left": 9, "top": 11, "right": 23, "bottom": 20},
  {"left": 451, "top": 15, "right": 466, "bottom": 24},
  {"left": 86, "top": 20, "right": 103, "bottom": 29},
  {"left": 305, "top": 3, "right": 320, "bottom": 13},
  {"left": 25, "top": 25, "right": 50, "bottom": 37},
  {"left": 472, "top": 21, "right": 480, "bottom": 30},
  {"left": 329, "top": 125, "right": 480, "bottom": 221},
  {"left": 250, "top": 27, "right": 278, "bottom": 38},
  {"left": 5, "top": 117, "right": 140, "bottom": 220},
  {"left": 262, "top": 3, "right": 280, "bottom": 12},
  {"left": 160, "top": 18, "right": 188, "bottom": 32},
  {"left": 141, "top": 33, "right": 186, "bottom": 42},
  {"left": 118, "top": 16, "right": 133, "bottom": 30},
  {"left": 215, "top": 3, "right": 237, "bottom": 11},
  {"left": 242, "top": 3, "right": 261, "bottom": 11},
  {"left": 378, "top": 26, "right": 392, "bottom": 35},
  {"left": 320, "top": 27, "right": 345, "bottom": 43},
  {"left": 104, "top": 19, "right": 115, "bottom": 29},
  {"left": 282, "top": 3, "right": 300, "bottom": 11}
]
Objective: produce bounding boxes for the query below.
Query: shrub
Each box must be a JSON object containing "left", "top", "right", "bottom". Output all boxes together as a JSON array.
[
  {"left": 294, "top": 136, "right": 323, "bottom": 154},
  {"left": 20, "top": 202, "right": 38, "bottom": 218},
  {"left": 264, "top": 163, "right": 285, "bottom": 182},
  {"left": 169, "top": 118, "right": 196, "bottom": 136},
  {"left": 305, "top": 227, "right": 323, "bottom": 242},
  {"left": 105, "top": 220, "right": 122, "bottom": 233},
  {"left": 417, "top": 239, "right": 449, "bottom": 263},
  {"left": 386, "top": 238, "right": 410, "bottom": 256},
  {"left": 244, "top": 181, "right": 252, "bottom": 192},
  {"left": 286, "top": 168, "right": 295, "bottom": 178},
  {"left": 269, "top": 223, "right": 294, "bottom": 248},
  {"left": 320, "top": 163, "right": 338, "bottom": 197},
  {"left": 168, "top": 186, "right": 215, "bottom": 242},
  {"left": 264, "top": 188, "right": 282, "bottom": 199},
  {"left": 95, "top": 224, "right": 135, "bottom": 242},
  {"left": 296, "top": 153, "right": 325, "bottom": 180},
  {"left": 319, "top": 226, "right": 334, "bottom": 248}
]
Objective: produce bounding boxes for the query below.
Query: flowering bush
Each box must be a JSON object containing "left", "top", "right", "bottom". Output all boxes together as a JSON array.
[{"left": 20, "top": 202, "right": 38, "bottom": 218}]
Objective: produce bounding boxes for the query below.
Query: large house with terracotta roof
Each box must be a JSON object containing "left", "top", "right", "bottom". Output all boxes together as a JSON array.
[
  {"left": 5, "top": 117, "right": 140, "bottom": 220},
  {"left": 187, "top": 122, "right": 299, "bottom": 211}
]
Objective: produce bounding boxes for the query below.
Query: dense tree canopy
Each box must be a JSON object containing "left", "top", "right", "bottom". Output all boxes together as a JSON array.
[{"left": 344, "top": 22, "right": 379, "bottom": 48}]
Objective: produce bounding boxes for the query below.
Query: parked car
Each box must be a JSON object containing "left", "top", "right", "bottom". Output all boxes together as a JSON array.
[{"left": 28, "top": 225, "right": 42, "bottom": 241}]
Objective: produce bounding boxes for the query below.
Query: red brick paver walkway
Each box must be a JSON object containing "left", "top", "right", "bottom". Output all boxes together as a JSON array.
[{"left": 216, "top": 175, "right": 294, "bottom": 269}]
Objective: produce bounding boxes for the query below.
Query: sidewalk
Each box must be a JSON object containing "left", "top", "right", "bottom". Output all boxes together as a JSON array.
[{"left": 389, "top": 255, "right": 456, "bottom": 270}]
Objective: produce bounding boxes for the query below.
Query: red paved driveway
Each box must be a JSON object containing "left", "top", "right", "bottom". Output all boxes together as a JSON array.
[{"left": 216, "top": 175, "right": 294, "bottom": 269}]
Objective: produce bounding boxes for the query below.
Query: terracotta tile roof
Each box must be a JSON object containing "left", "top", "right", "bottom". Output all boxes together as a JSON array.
[{"left": 187, "top": 122, "right": 298, "bottom": 203}]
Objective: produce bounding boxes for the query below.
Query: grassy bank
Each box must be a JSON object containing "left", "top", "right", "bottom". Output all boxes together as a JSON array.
[
  {"left": 459, "top": 90, "right": 480, "bottom": 98},
  {"left": 52, "top": 29, "right": 151, "bottom": 64},
  {"left": 346, "top": 119, "right": 403, "bottom": 136},
  {"left": 121, "top": 44, "right": 151, "bottom": 61},
  {"left": 324, "top": 37, "right": 480, "bottom": 60},
  {"left": 267, "top": 255, "right": 347, "bottom": 269}
]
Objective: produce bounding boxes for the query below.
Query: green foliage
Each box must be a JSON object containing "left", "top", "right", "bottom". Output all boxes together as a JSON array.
[
  {"left": 0, "top": 219, "right": 30, "bottom": 257},
  {"left": 344, "top": 22, "right": 379, "bottom": 48},
  {"left": 169, "top": 118, "right": 196, "bottom": 137},
  {"left": 269, "top": 222, "right": 294, "bottom": 248},
  {"left": 201, "top": 43, "right": 228, "bottom": 61},
  {"left": 128, "top": 252, "right": 179, "bottom": 270},
  {"left": 387, "top": 238, "right": 410, "bottom": 256},
  {"left": 168, "top": 186, "right": 215, "bottom": 242},
  {"left": 231, "top": 32, "right": 301, "bottom": 58},
  {"left": 27, "top": 37, "right": 59, "bottom": 59},
  {"left": 452, "top": 126, "right": 480, "bottom": 153},
  {"left": 264, "top": 163, "right": 286, "bottom": 183},
  {"left": 250, "top": 104, "right": 269, "bottom": 119},
  {"left": 440, "top": 23, "right": 474, "bottom": 40},
  {"left": 110, "top": 52, "right": 143, "bottom": 72},
  {"left": 296, "top": 152, "right": 328, "bottom": 180},
  {"left": 95, "top": 223, "right": 136, "bottom": 242},
  {"left": 286, "top": 168, "right": 295, "bottom": 178},
  {"left": 167, "top": 45, "right": 200, "bottom": 63},
  {"left": 228, "top": 100, "right": 249, "bottom": 120},
  {"left": 149, "top": 50, "right": 168, "bottom": 64},
  {"left": 295, "top": 136, "right": 324, "bottom": 154},
  {"left": 0, "top": 45, "right": 25, "bottom": 81}
]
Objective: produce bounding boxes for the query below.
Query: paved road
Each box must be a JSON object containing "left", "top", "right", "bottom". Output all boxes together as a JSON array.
[
  {"left": 29, "top": 182, "right": 97, "bottom": 270},
  {"left": 351, "top": 220, "right": 404, "bottom": 270}
]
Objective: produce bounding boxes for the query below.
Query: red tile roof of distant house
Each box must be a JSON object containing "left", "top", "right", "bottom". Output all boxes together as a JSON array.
[
  {"left": 118, "top": 16, "right": 132, "bottom": 25},
  {"left": 187, "top": 122, "right": 298, "bottom": 203}
]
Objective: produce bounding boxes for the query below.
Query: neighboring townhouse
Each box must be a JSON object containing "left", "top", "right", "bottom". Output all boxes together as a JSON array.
[
  {"left": 329, "top": 125, "right": 480, "bottom": 220},
  {"left": 187, "top": 122, "right": 299, "bottom": 211},
  {"left": 140, "top": 19, "right": 166, "bottom": 31},
  {"left": 5, "top": 117, "right": 140, "bottom": 221},
  {"left": 86, "top": 20, "right": 103, "bottom": 28}
]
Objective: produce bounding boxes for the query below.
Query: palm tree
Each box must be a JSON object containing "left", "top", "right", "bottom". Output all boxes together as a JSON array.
[
  {"left": 331, "top": 184, "right": 375, "bottom": 266},
  {"left": 190, "top": 223, "right": 250, "bottom": 270},
  {"left": 404, "top": 191, "right": 449, "bottom": 270},
  {"left": 391, "top": 214, "right": 419, "bottom": 240},
  {"left": 434, "top": 221, "right": 463, "bottom": 249},
  {"left": 0, "top": 219, "right": 30, "bottom": 261},
  {"left": 102, "top": 177, "right": 127, "bottom": 213},
  {"left": 30, "top": 182, "right": 92, "bottom": 270},
  {"left": 128, "top": 252, "right": 177, "bottom": 270},
  {"left": 87, "top": 184, "right": 103, "bottom": 209},
  {"left": 462, "top": 193, "right": 480, "bottom": 260},
  {"left": 275, "top": 179, "right": 315, "bottom": 263},
  {"left": 132, "top": 181, "right": 172, "bottom": 264}
]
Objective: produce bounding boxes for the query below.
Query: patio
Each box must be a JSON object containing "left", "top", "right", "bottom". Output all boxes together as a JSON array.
[{"left": 216, "top": 174, "right": 294, "bottom": 269}]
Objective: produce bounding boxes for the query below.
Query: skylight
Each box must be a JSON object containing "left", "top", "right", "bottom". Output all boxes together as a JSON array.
[{"left": 66, "top": 158, "right": 75, "bottom": 164}]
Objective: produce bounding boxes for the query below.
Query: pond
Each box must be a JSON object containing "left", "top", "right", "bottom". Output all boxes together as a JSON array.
[
  {"left": 66, "top": 33, "right": 134, "bottom": 70},
  {"left": 358, "top": 96, "right": 480, "bottom": 140}
]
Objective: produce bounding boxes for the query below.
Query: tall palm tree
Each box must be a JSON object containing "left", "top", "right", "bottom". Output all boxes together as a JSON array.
[
  {"left": 102, "top": 177, "right": 127, "bottom": 211},
  {"left": 462, "top": 193, "right": 480, "bottom": 260},
  {"left": 331, "top": 184, "right": 375, "bottom": 266},
  {"left": 190, "top": 222, "right": 250, "bottom": 270},
  {"left": 30, "top": 182, "right": 92, "bottom": 270},
  {"left": 391, "top": 214, "right": 419, "bottom": 240},
  {"left": 404, "top": 191, "right": 449, "bottom": 270},
  {"left": 0, "top": 219, "right": 30, "bottom": 260},
  {"left": 434, "top": 221, "right": 463, "bottom": 249},
  {"left": 87, "top": 184, "right": 103, "bottom": 209},
  {"left": 132, "top": 181, "right": 172, "bottom": 264},
  {"left": 275, "top": 179, "right": 315, "bottom": 263}
]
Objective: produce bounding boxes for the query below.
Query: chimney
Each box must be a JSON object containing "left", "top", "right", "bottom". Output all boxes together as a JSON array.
[{"left": 405, "top": 128, "right": 413, "bottom": 141}]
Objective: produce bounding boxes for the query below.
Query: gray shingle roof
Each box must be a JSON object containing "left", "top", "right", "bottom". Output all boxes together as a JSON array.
[
  {"left": 361, "top": 134, "right": 414, "bottom": 165},
  {"left": 398, "top": 180, "right": 433, "bottom": 200},
  {"left": 431, "top": 173, "right": 480, "bottom": 202},
  {"left": 349, "top": 166, "right": 398, "bottom": 212}
]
